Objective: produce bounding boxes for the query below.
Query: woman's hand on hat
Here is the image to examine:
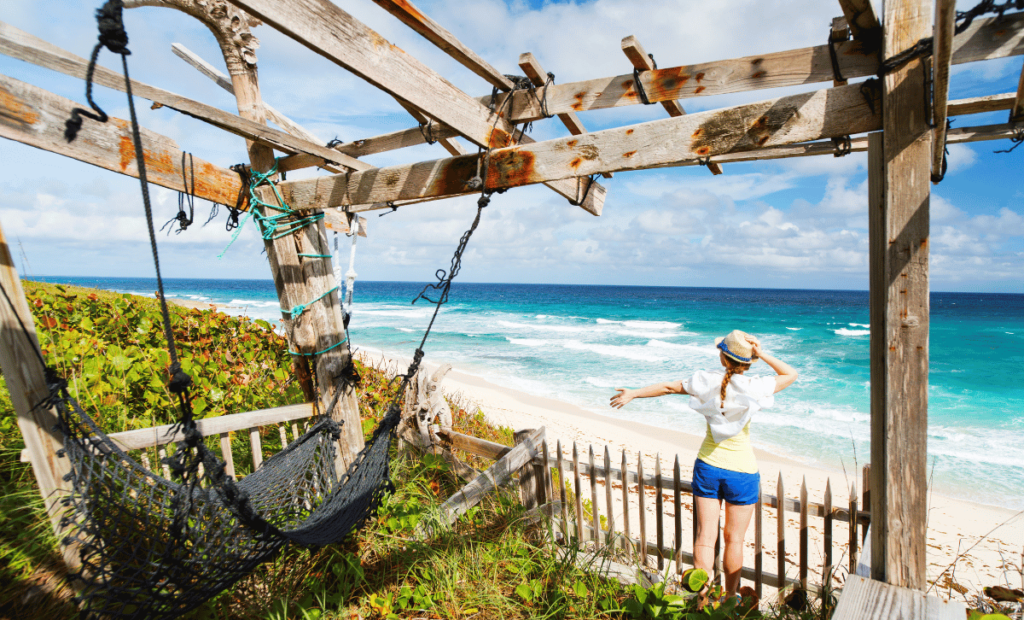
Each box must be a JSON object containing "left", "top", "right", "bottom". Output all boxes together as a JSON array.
[
  {"left": 744, "top": 334, "right": 763, "bottom": 360},
  {"left": 610, "top": 388, "right": 634, "bottom": 409}
]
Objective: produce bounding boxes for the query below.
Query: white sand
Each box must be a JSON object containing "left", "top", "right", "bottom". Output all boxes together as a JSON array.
[{"left": 363, "top": 351, "right": 1024, "bottom": 602}]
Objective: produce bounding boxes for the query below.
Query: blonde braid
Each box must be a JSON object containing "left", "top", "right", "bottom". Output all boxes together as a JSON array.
[{"left": 719, "top": 357, "right": 752, "bottom": 406}]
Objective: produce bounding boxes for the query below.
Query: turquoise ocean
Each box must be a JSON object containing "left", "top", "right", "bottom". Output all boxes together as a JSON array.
[{"left": 35, "top": 276, "right": 1024, "bottom": 510}]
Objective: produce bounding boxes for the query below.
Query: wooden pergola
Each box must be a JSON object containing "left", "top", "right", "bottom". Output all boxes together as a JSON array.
[{"left": 1, "top": 0, "right": 1022, "bottom": 615}]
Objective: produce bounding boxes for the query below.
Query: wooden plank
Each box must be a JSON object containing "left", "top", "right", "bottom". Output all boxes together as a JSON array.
[
  {"left": 394, "top": 99, "right": 468, "bottom": 157},
  {"left": 831, "top": 17, "right": 851, "bottom": 87},
  {"left": 516, "top": 429, "right": 540, "bottom": 510},
  {"left": 219, "top": 432, "right": 236, "bottom": 478},
  {"left": 0, "top": 22, "right": 369, "bottom": 171},
  {"left": 171, "top": 43, "right": 326, "bottom": 145},
  {"left": 556, "top": 440, "right": 569, "bottom": 540},
  {"left": 436, "top": 427, "right": 544, "bottom": 527},
  {"left": 755, "top": 481, "right": 763, "bottom": 598},
  {"left": 947, "top": 92, "right": 1016, "bottom": 116},
  {"left": 437, "top": 428, "right": 511, "bottom": 461},
  {"left": 838, "top": 0, "right": 882, "bottom": 45},
  {"left": 800, "top": 477, "right": 809, "bottom": 590},
  {"left": 573, "top": 442, "right": 584, "bottom": 541},
  {"left": 832, "top": 575, "right": 965, "bottom": 620},
  {"left": 158, "top": 447, "right": 170, "bottom": 479},
  {"left": 874, "top": 0, "right": 932, "bottom": 590},
  {"left": 0, "top": 219, "right": 79, "bottom": 569},
  {"left": 850, "top": 481, "right": 860, "bottom": 573},
  {"left": 543, "top": 439, "right": 553, "bottom": 541},
  {"left": 519, "top": 52, "right": 612, "bottom": 180},
  {"left": 673, "top": 455, "right": 682, "bottom": 575},
  {"left": 370, "top": 0, "right": 513, "bottom": 91},
  {"left": 824, "top": 479, "right": 833, "bottom": 585},
  {"left": 655, "top": 454, "right": 664, "bottom": 570},
  {"left": 621, "top": 35, "right": 723, "bottom": 175},
  {"left": 777, "top": 473, "right": 786, "bottom": 585},
  {"left": 498, "top": 13, "right": 1024, "bottom": 123},
  {"left": 103, "top": 403, "right": 314, "bottom": 451},
  {"left": 278, "top": 121, "right": 463, "bottom": 172},
  {"left": 228, "top": 0, "right": 603, "bottom": 216},
  {"left": 621, "top": 451, "right": 631, "bottom": 555},
  {"left": 1012, "top": 61, "right": 1024, "bottom": 122},
  {"left": 932, "top": 0, "right": 957, "bottom": 183},
  {"left": 267, "top": 80, "right": 882, "bottom": 211},
  {"left": 278, "top": 425, "right": 288, "bottom": 451},
  {"left": 0, "top": 73, "right": 242, "bottom": 207},
  {"left": 249, "top": 427, "right": 263, "bottom": 469},
  {"left": 589, "top": 445, "right": 600, "bottom": 546},
  {"left": 604, "top": 446, "right": 615, "bottom": 546},
  {"left": 322, "top": 210, "right": 368, "bottom": 238},
  {"left": 637, "top": 454, "right": 647, "bottom": 568}
]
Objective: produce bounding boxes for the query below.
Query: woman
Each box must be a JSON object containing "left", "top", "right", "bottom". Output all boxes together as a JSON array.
[{"left": 609, "top": 330, "right": 797, "bottom": 599}]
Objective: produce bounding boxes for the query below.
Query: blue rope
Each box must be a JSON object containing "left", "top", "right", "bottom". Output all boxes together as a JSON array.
[
  {"left": 217, "top": 159, "right": 325, "bottom": 258},
  {"left": 298, "top": 253, "right": 331, "bottom": 258},
  {"left": 289, "top": 335, "right": 347, "bottom": 357},
  {"left": 285, "top": 286, "right": 339, "bottom": 320}
]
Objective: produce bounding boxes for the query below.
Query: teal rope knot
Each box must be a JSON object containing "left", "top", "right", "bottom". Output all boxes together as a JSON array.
[
  {"left": 288, "top": 336, "right": 347, "bottom": 357},
  {"left": 285, "top": 286, "right": 339, "bottom": 320},
  {"left": 218, "top": 159, "right": 325, "bottom": 258}
]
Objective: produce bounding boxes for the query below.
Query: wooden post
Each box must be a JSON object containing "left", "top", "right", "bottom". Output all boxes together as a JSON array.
[
  {"left": 850, "top": 481, "right": 859, "bottom": 573},
  {"left": 621, "top": 451, "right": 631, "bottom": 555},
  {"left": 799, "top": 477, "right": 809, "bottom": 590},
  {"left": 638, "top": 454, "right": 647, "bottom": 567},
  {"left": 824, "top": 479, "right": 834, "bottom": 586},
  {"left": 777, "top": 473, "right": 786, "bottom": 585},
  {"left": 589, "top": 445, "right": 600, "bottom": 545},
  {"left": 249, "top": 427, "right": 263, "bottom": 470},
  {"left": 673, "top": 455, "right": 682, "bottom": 576},
  {"left": 604, "top": 446, "right": 615, "bottom": 547},
  {"left": 0, "top": 220, "right": 79, "bottom": 569},
  {"left": 515, "top": 429, "right": 540, "bottom": 511},
  {"left": 872, "top": 0, "right": 932, "bottom": 585},
  {"left": 557, "top": 440, "right": 569, "bottom": 541},
  {"left": 219, "top": 432, "right": 236, "bottom": 478},
  {"left": 573, "top": 442, "right": 584, "bottom": 541},
  {"left": 655, "top": 454, "right": 664, "bottom": 570},
  {"left": 931, "top": 0, "right": 956, "bottom": 181},
  {"left": 754, "top": 481, "right": 763, "bottom": 598}
]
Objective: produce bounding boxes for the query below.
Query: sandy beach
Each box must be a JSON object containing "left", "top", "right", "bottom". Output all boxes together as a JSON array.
[{"left": 363, "top": 351, "right": 1023, "bottom": 603}]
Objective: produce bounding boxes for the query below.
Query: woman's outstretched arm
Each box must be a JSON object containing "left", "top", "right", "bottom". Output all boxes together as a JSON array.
[{"left": 609, "top": 380, "right": 686, "bottom": 409}]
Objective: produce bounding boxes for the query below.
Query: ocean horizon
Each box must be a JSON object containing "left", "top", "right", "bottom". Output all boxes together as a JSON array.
[{"left": 32, "top": 275, "right": 1024, "bottom": 511}]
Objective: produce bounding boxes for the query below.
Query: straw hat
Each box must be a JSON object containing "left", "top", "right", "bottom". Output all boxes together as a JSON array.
[{"left": 715, "top": 330, "right": 755, "bottom": 364}]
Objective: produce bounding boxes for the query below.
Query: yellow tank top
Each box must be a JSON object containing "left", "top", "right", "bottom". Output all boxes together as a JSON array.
[{"left": 697, "top": 421, "right": 757, "bottom": 474}]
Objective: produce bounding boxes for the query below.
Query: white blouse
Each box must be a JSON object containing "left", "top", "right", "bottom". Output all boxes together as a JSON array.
[{"left": 681, "top": 370, "right": 776, "bottom": 444}]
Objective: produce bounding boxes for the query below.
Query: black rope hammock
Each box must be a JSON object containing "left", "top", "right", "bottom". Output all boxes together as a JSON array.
[{"left": 35, "top": 1, "right": 509, "bottom": 617}]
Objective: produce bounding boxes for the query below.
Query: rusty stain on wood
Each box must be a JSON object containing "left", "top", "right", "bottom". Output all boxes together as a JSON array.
[
  {"left": 0, "top": 84, "right": 38, "bottom": 128},
  {"left": 488, "top": 148, "right": 537, "bottom": 188},
  {"left": 623, "top": 150, "right": 637, "bottom": 158}
]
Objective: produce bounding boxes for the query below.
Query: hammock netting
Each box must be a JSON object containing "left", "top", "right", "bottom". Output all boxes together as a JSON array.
[{"left": 55, "top": 385, "right": 401, "bottom": 620}]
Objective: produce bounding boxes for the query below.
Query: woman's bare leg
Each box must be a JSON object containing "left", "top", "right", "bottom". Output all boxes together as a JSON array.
[
  {"left": 722, "top": 501, "right": 755, "bottom": 597},
  {"left": 693, "top": 496, "right": 721, "bottom": 577}
]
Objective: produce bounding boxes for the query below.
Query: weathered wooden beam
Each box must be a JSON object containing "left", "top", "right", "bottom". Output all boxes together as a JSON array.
[
  {"left": 498, "top": 13, "right": 1024, "bottom": 123},
  {"left": 171, "top": 43, "right": 333, "bottom": 149},
  {"left": 832, "top": 575, "right": 964, "bottom": 620},
  {"left": 0, "top": 220, "right": 80, "bottom": 569},
  {"left": 0, "top": 73, "right": 243, "bottom": 206},
  {"left": 871, "top": 0, "right": 932, "bottom": 591},
  {"left": 264, "top": 80, "right": 881, "bottom": 211},
  {"left": 947, "top": 92, "right": 1017, "bottom": 116},
  {"left": 0, "top": 21, "right": 368, "bottom": 171},
  {"left": 621, "top": 35, "right": 723, "bottom": 175},
  {"left": 394, "top": 98, "right": 468, "bottom": 157},
  {"left": 222, "top": 0, "right": 606, "bottom": 215},
  {"left": 1012, "top": 60, "right": 1024, "bottom": 122},
  {"left": 436, "top": 428, "right": 512, "bottom": 461},
  {"left": 831, "top": 17, "right": 851, "bottom": 86},
  {"left": 931, "top": 0, "right": 957, "bottom": 183},
  {"left": 837, "top": 0, "right": 882, "bottom": 47},
  {"left": 370, "top": 0, "right": 513, "bottom": 91},
  {"left": 519, "top": 52, "right": 612, "bottom": 179}
]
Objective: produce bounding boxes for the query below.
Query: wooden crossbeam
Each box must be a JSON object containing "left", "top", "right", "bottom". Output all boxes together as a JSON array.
[
  {"left": 621, "top": 35, "right": 723, "bottom": 176},
  {"left": 1013, "top": 61, "right": 1024, "bottom": 122},
  {"left": 518, "top": 52, "right": 612, "bottom": 179},
  {"left": 262, "top": 80, "right": 882, "bottom": 212},
  {"left": 394, "top": 98, "right": 468, "bottom": 156},
  {"left": 370, "top": 0, "right": 514, "bottom": 91},
  {"left": 932, "top": 0, "right": 957, "bottom": 183},
  {"left": 0, "top": 21, "right": 369, "bottom": 172},
  {"left": 0, "top": 72, "right": 243, "bottom": 205},
  {"left": 948, "top": 91, "right": 1017, "bottom": 115},
  {"left": 497, "top": 13, "right": 1024, "bottom": 123},
  {"left": 838, "top": 0, "right": 882, "bottom": 47},
  {"left": 223, "top": 0, "right": 605, "bottom": 216}
]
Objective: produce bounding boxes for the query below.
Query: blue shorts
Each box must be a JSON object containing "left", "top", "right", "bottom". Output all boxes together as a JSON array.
[{"left": 692, "top": 459, "right": 760, "bottom": 505}]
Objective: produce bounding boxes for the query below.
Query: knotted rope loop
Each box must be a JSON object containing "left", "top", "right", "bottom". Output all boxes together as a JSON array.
[
  {"left": 827, "top": 24, "right": 847, "bottom": 84},
  {"left": 167, "top": 361, "right": 193, "bottom": 395},
  {"left": 540, "top": 72, "right": 555, "bottom": 118},
  {"left": 326, "top": 137, "right": 345, "bottom": 149},
  {"left": 568, "top": 174, "right": 598, "bottom": 207},
  {"left": 697, "top": 156, "right": 714, "bottom": 168},
  {"left": 64, "top": 0, "right": 130, "bottom": 142},
  {"left": 285, "top": 286, "right": 339, "bottom": 321},
  {"left": 419, "top": 118, "right": 437, "bottom": 145},
  {"left": 632, "top": 53, "right": 657, "bottom": 106},
  {"left": 832, "top": 135, "right": 852, "bottom": 158},
  {"left": 378, "top": 201, "right": 399, "bottom": 217},
  {"left": 162, "top": 152, "right": 196, "bottom": 234},
  {"left": 994, "top": 127, "right": 1024, "bottom": 153}
]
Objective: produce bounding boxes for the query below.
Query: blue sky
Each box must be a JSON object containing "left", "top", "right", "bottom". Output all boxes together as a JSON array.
[{"left": 1, "top": 0, "right": 1022, "bottom": 292}]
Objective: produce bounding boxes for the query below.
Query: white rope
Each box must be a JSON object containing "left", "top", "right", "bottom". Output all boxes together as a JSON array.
[{"left": 343, "top": 214, "right": 359, "bottom": 318}]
